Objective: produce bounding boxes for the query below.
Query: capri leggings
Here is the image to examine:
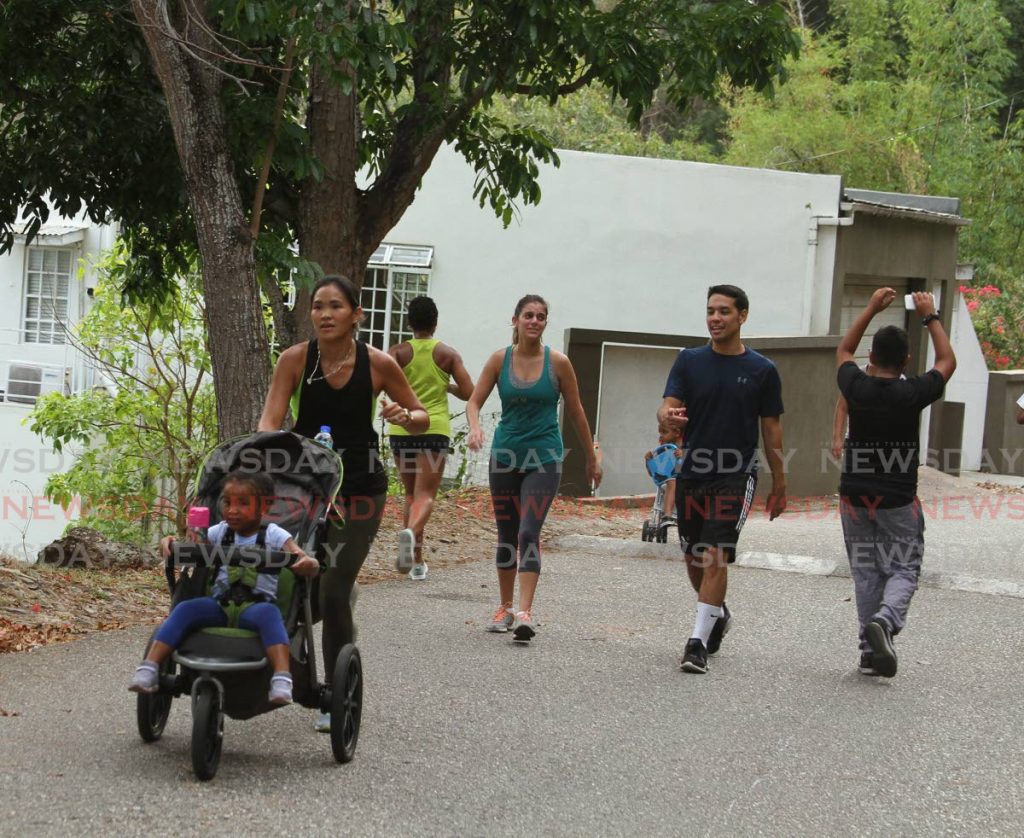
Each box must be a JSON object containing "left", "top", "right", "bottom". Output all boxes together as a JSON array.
[
  {"left": 154, "top": 596, "right": 288, "bottom": 649},
  {"left": 319, "top": 492, "right": 386, "bottom": 681},
  {"left": 488, "top": 460, "right": 562, "bottom": 573}
]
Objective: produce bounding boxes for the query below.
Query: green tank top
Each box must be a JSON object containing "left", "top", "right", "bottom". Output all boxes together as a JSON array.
[
  {"left": 389, "top": 338, "right": 452, "bottom": 438},
  {"left": 491, "top": 345, "right": 563, "bottom": 469}
]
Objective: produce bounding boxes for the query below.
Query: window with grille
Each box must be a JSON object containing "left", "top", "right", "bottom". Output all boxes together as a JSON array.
[
  {"left": 23, "top": 248, "right": 73, "bottom": 344},
  {"left": 360, "top": 244, "right": 432, "bottom": 350}
]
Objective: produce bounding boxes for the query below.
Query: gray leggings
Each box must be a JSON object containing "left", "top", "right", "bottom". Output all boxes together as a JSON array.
[
  {"left": 489, "top": 460, "right": 561, "bottom": 573},
  {"left": 319, "top": 492, "right": 385, "bottom": 680}
]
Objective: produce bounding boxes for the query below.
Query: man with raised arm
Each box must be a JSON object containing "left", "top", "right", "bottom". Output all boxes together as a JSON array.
[{"left": 836, "top": 288, "right": 956, "bottom": 678}]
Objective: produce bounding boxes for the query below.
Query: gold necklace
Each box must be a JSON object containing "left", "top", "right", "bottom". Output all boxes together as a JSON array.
[{"left": 306, "top": 339, "right": 355, "bottom": 385}]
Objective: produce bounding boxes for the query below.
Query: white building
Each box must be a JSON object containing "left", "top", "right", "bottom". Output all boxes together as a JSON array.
[{"left": 0, "top": 214, "right": 116, "bottom": 558}]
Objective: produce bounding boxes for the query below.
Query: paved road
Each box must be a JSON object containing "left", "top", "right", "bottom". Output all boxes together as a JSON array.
[{"left": 2, "top": 535, "right": 1022, "bottom": 836}]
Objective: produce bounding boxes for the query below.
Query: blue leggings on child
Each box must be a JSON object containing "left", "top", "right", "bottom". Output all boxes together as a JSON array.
[{"left": 154, "top": 596, "right": 289, "bottom": 648}]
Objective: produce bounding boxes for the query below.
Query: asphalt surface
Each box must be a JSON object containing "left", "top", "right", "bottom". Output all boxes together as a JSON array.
[{"left": 2, "top": 522, "right": 1023, "bottom": 836}]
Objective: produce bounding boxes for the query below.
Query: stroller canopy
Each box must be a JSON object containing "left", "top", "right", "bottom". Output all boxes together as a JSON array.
[{"left": 191, "top": 432, "right": 342, "bottom": 546}]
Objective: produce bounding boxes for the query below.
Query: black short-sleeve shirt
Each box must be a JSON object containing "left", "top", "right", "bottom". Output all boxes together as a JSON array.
[
  {"left": 837, "top": 361, "right": 946, "bottom": 508},
  {"left": 663, "top": 345, "right": 784, "bottom": 480}
]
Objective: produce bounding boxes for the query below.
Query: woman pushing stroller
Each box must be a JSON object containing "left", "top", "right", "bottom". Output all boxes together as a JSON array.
[{"left": 258, "top": 274, "right": 427, "bottom": 731}]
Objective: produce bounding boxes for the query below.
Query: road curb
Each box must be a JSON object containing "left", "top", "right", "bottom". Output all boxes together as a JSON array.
[{"left": 548, "top": 535, "right": 1024, "bottom": 599}]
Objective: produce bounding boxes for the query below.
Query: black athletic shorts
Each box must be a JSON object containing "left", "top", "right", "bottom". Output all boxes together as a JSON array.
[
  {"left": 389, "top": 434, "right": 450, "bottom": 467},
  {"left": 675, "top": 473, "right": 757, "bottom": 563}
]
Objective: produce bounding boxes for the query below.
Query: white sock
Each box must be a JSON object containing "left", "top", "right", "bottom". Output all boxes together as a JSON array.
[{"left": 690, "top": 602, "right": 724, "bottom": 644}]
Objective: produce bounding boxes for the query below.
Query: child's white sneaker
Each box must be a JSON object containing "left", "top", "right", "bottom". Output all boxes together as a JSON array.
[
  {"left": 128, "top": 661, "right": 159, "bottom": 694},
  {"left": 268, "top": 672, "right": 293, "bottom": 706}
]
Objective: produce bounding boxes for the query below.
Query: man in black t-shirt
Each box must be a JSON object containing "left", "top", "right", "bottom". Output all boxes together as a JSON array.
[
  {"left": 836, "top": 287, "right": 956, "bottom": 678},
  {"left": 659, "top": 285, "right": 787, "bottom": 674}
]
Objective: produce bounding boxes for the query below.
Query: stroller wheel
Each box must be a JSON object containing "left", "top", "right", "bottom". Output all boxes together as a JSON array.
[
  {"left": 136, "top": 633, "right": 174, "bottom": 743},
  {"left": 330, "top": 644, "right": 363, "bottom": 764},
  {"left": 656, "top": 525, "right": 667, "bottom": 544},
  {"left": 641, "top": 521, "right": 651, "bottom": 542},
  {"left": 191, "top": 682, "right": 224, "bottom": 781}
]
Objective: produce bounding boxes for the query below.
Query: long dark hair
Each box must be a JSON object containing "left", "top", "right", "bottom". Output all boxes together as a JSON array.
[{"left": 512, "top": 294, "right": 548, "bottom": 345}]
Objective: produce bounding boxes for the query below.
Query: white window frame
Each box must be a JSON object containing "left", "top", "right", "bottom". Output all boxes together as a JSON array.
[
  {"left": 361, "top": 243, "right": 433, "bottom": 350},
  {"left": 23, "top": 246, "right": 74, "bottom": 345}
]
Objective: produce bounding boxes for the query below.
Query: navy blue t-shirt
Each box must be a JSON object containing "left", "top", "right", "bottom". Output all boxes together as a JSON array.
[{"left": 662, "top": 345, "right": 784, "bottom": 480}]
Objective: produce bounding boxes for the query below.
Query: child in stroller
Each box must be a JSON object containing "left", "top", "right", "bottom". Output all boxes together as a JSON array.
[
  {"left": 129, "top": 469, "right": 319, "bottom": 705},
  {"left": 133, "top": 431, "right": 364, "bottom": 780},
  {"left": 641, "top": 421, "right": 683, "bottom": 543}
]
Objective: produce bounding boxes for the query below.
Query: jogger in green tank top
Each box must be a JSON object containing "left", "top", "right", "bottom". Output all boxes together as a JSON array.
[
  {"left": 467, "top": 294, "right": 603, "bottom": 641},
  {"left": 387, "top": 296, "right": 476, "bottom": 579}
]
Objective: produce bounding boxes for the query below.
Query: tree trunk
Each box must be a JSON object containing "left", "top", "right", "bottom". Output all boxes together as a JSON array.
[
  {"left": 131, "top": 1, "right": 271, "bottom": 439},
  {"left": 298, "top": 48, "right": 366, "bottom": 294}
]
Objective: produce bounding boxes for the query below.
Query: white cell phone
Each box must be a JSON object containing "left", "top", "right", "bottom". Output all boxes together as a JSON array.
[
  {"left": 904, "top": 294, "right": 916, "bottom": 310},
  {"left": 1017, "top": 392, "right": 1024, "bottom": 410}
]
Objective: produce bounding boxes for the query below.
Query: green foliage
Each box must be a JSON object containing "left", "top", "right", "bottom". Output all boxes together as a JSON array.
[
  {"left": 487, "top": 85, "right": 718, "bottom": 162},
  {"left": 0, "top": 1, "right": 192, "bottom": 287},
  {"left": 721, "top": 3, "right": 1024, "bottom": 368},
  {"left": 0, "top": 0, "right": 799, "bottom": 283},
  {"left": 28, "top": 242, "right": 216, "bottom": 544}
]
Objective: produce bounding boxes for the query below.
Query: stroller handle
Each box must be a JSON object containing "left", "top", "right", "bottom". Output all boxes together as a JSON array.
[{"left": 169, "top": 542, "right": 300, "bottom": 575}]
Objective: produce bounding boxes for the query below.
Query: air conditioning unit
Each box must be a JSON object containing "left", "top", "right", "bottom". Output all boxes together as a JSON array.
[{"left": 5, "top": 363, "right": 62, "bottom": 404}]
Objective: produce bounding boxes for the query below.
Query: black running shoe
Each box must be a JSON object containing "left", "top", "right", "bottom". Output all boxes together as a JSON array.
[
  {"left": 680, "top": 638, "right": 709, "bottom": 674},
  {"left": 707, "top": 603, "right": 731, "bottom": 655},
  {"left": 865, "top": 619, "right": 897, "bottom": 677},
  {"left": 858, "top": 652, "right": 881, "bottom": 676}
]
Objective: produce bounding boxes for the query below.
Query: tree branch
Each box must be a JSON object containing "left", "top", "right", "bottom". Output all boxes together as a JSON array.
[
  {"left": 513, "top": 66, "right": 599, "bottom": 97},
  {"left": 250, "top": 9, "right": 299, "bottom": 243}
]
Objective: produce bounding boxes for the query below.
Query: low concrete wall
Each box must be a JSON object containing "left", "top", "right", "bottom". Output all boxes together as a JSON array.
[
  {"left": 982, "top": 371, "right": 1024, "bottom": 476},
  {"left": 563, "top": 328, "right": 843, "bottom": 498}
]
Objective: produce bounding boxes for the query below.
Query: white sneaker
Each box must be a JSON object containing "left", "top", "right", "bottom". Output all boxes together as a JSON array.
[
  {"left": 268, "top": 673, "right": 293, "bottom": 706},
  {"left": 395, "top": 529, "right": 416, "bottom": 572},
  {"left": 315, "top": 711, "right": 331, "bottom": 733},
  {"left": 409, "top": 562, "right": 428, "bottom": 581},
  {"left": 486, "top": 604, "right": 515, "bottom": 633},
  {"left": 512, "top": 610, "right": 536, "bottom": 642},
  {"left": 128, "top": 661, "right": 159, "bottom": 694}
]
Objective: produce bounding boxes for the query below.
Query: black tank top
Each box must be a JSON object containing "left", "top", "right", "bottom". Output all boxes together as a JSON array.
[{"left": 293, "top": 339, "right": 387, "bottom": 498}]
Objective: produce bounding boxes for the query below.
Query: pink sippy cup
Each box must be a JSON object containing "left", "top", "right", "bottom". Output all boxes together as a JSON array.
[{"left": 186, "top": 506, "right": 210, "bottom": 539}]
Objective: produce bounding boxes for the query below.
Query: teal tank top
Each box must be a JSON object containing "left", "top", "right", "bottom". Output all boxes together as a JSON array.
[{"left": 491, "top": 345, "right": 563, "bottom": 469}]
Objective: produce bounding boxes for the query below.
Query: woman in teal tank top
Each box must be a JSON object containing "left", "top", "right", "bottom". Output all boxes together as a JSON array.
[
  {"left": 467, "top": 294, "right": 603, "bottom": 641},
  {"left": 387, "top": 296, "right": 475, "bottom": 580}
]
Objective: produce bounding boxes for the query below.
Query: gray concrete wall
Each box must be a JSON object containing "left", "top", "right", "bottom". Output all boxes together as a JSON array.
[
  {"left": 982, "top": 371, "right": 1024, "bottom": 476},
  {"left": 563, "top": 329, "right": 842, "bottom": 499}
]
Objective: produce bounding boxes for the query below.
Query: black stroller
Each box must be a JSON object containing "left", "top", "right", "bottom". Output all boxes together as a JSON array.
[{"left": 135, "top": 431, "right": 362, "bottom": 780}]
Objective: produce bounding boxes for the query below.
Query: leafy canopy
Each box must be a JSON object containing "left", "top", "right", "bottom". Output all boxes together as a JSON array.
[{"left": 0, "top": 1, "right": 799, "bottom": 293}]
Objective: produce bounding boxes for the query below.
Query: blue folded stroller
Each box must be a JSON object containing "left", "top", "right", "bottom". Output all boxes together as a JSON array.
[{"left": 641, "top": 443, "right": 680, "bottom": 543}]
